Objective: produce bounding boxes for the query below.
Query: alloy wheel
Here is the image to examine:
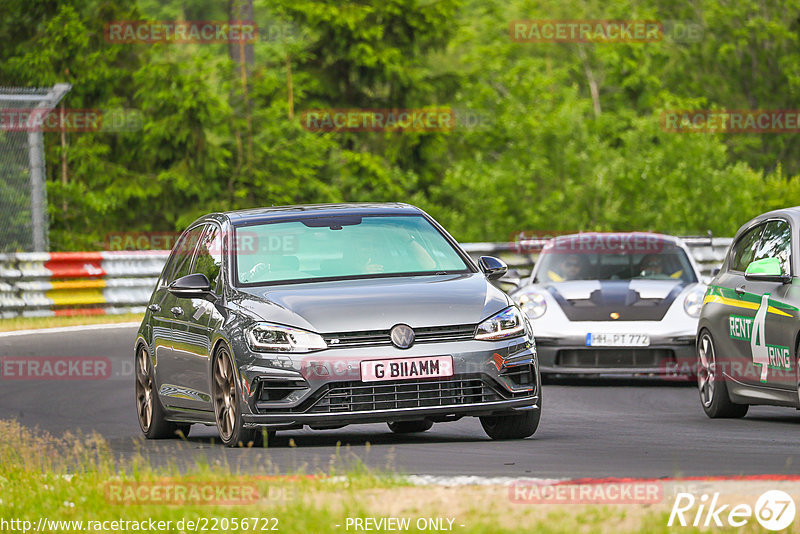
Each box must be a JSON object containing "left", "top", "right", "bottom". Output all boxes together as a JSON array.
[
  {"left": 697, "top": 332, "right": 716, "bottom": 408},
  {"left": 213, "top": 348, "right": 237, "bottom": 442},
  {"left": 135, "top": 346, "right": 153, "bottom": 432}
]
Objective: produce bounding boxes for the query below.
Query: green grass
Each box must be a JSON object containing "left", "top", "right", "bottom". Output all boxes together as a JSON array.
[
  {"left": 0, "top": 313, "right": 144, "bottom": 332},
  {"left": 0, "top": 420, "right": 755, "bottom": 533}
]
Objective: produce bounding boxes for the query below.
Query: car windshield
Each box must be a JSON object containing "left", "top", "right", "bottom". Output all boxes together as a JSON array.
[
  {"left": 234, "top": 214, "right": 470, "bottom": 285},
  {"left": 534, "top": 244, "right": 697, "bottom": 283}
]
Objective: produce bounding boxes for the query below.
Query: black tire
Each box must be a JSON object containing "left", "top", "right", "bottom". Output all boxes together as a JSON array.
[
  {"left": 135, "top": 345, "right": 186, "bottom": 439},
  {"left": 212, "top": 345, "right": 259, "bottom": 447},
  {"left": 697, "top": 330, "right": 748, "bottom": 418},
  {"left": 387, "top": 420, "right": 433, "bottom": 433},
  {"left": 482, "top": 365, "right": 542, "bottom": 440},
  {"left": 480, "top": 408, "right": 540, "bottom": 440}
]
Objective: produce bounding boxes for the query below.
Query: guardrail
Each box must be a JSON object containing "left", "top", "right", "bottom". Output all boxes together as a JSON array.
[
  {"left": 0, "top": 251, "right": 168, "bottom": 318},
  {"left": 0, "top": 238, "right": 733, "bottom": 318}
]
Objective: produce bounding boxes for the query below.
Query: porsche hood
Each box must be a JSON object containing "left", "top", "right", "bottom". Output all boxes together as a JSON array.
[{"left": 544, "top": 279, "right": 688, "bottom": 322}]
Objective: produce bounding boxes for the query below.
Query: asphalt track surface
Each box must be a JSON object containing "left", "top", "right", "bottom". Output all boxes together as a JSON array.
[{"left": 2, "top": 324, "right": 800, "bottom": 479}]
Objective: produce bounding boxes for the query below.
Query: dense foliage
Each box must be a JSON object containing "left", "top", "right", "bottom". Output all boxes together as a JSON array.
[{"left": 1, "top": 0, "right": 800, "bottom": 250}]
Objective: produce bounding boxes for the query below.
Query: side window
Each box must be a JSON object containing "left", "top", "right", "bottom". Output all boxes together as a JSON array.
[
  {"left": 167, "top": 226, "right": 206, "bottom": 284},
  {"left": 192, "top": 225, "right": 223, "bottom": 293},
  {"left": 753, "top": 220, "right": 791, "bottom": 275},
  {"left": 731, "top": 224, "right": 765, "bottom": 272}
]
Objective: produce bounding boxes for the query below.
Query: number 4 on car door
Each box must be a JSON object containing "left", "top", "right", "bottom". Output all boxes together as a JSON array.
[{"left": 750, "top": 294, "right": 770, "bottom": 382}]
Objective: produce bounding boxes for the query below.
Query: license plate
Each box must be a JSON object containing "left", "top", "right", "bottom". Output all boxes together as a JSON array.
[
  {"left": 360, "top": 356, "right": 454, "bottom": 383},
  {"left": 586, "top": 333, "right": 650, "bottom": 347}
]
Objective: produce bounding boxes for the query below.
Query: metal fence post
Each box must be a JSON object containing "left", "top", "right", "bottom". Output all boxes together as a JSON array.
[{"left": 0, "top": 83, "right": 71, "bottom": 252}]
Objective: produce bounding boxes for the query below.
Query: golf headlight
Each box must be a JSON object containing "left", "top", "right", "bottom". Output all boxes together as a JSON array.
[
  {"left": 683, "top": 287, "right": 706, "bottom": 318},
  {"left": 517, "top": 292, "right": 547, "bottom": 319},
  {"left": 246, "top": 323, "right": 327, "bottom": 353},
  {"left": 475, "top": 306, "right": 525, "bottom": 340}
]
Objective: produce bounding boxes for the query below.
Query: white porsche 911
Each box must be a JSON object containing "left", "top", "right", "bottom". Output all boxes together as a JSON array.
[{"left": 510, "top": 232, "right": 706, "bottom": 378}]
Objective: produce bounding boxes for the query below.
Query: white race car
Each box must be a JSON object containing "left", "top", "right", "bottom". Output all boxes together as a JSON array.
[{"left": 510, "top": 232, "right": 706, "bottom": 377}]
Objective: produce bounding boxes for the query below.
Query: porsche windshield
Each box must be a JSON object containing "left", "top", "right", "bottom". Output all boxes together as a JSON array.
[
  {"left": 235, "top": 215, "right": 471, "bottom": 285},
  {"left": 535, "top": 244, "right": 697, "bottom": 283}
]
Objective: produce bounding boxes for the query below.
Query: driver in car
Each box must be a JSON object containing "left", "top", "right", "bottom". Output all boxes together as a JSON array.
[
  {"left": 639, "top": 254, "right": 664, "bottom": 276},
  {"left": 638, "top": 254, "right": 683, "bottom": 279},
  {"left": 547, "top": 254, "right": 585, "bottom": 282}
]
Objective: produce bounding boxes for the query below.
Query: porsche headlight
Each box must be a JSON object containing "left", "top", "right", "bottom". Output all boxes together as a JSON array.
[
  {"left": 246, "top": 323, "right": 327, "bottom": 353},
  {"left": 517, "top": 292, "right": 547, "bottom": 319},
  {"left": 683, "top": 287, "right": 706, "bottom": 318},
  {"left": 475, "top": 306, "right": 525, "bottom": 340}
]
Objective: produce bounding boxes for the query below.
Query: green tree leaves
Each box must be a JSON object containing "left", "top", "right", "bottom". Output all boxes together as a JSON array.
[{"left": 1, "top": 0, "right": 799, "bottom": 250}]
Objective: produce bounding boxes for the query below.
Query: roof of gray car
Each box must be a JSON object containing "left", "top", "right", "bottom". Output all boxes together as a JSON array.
[{"left": 220, "top": 202, "right": 421, "bottom": 225}]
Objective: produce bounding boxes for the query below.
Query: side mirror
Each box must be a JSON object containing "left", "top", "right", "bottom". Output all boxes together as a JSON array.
[
  {"left": 479, "top": 256, "right": 508, "bottom": 281},
  {"left": 711, "top": 267, "right": 721, "bottom": 276},
  {"left": 169, "top": 273, "right": 213, "bottom": 299},
  {"left": 744, "top": 258, "right": 790, "bottom": 283}
]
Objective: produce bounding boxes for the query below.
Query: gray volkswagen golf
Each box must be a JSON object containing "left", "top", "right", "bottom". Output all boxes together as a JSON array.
[{"left": 135, "top": 203, "right": 540, "bottom": 446}]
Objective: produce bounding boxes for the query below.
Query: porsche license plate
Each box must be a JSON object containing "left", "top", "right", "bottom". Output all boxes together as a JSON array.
[
  {"left": 586, "top": 333, "right": 650, "bottom": 347},
  {"left": 360, "top": 356, "right": 454, "bottom": 382}
]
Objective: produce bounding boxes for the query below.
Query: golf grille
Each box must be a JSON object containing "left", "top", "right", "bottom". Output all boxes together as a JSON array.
[{"left": 307, "top": 377, "right": 503, "bottom": 413}]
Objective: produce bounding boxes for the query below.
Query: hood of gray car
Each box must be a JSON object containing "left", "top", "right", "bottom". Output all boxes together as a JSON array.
[{"left": 231, "top": 273, "right": 509, "bottom": 333}]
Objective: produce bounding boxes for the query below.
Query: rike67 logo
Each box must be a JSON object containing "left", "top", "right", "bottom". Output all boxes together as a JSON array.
[{"left": 669, "top": 490, "right": 796, "bottom": 531}]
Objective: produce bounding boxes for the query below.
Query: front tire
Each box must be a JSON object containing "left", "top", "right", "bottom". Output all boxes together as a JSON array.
[
  {"left": 212, "top": 345, "right": 259, "bottom": 447},
  {"left": 135, "top": 345, "right": 187, "bottom": 439},
  {"left": 482, "top": 366, "right": 542, "bottom": 440},
  {"left": 480, "top": 409, "right": 540, "bottom": 440},
  {"left": 697, "top": 330, "right": 748, "bottom": 418}
]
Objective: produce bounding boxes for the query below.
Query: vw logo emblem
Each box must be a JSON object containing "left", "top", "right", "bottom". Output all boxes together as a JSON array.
[{"left": 390, "top": 324, "right": 415, "bottom": 349}]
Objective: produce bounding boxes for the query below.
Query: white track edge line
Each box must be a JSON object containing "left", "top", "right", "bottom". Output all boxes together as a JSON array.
[{"left": 0, "top": 322, "right": 140, "bottom": 337}]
